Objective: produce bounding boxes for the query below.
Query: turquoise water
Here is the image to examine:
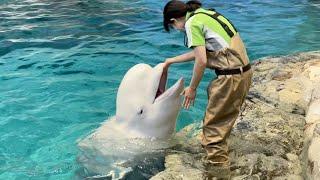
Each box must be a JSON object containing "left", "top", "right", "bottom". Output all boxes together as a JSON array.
[{"left": 0, "top": 0, "right": 319, "bottom": 179}]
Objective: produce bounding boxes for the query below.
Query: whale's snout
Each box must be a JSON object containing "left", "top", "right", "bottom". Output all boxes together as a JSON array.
[{"left": 154, "top": 76, "right": 184, "bottom": 103}]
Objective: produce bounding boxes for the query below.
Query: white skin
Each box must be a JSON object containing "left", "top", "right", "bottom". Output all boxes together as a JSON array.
[{"left": 164, "top": 16, "right": 207, "bottom": 110}]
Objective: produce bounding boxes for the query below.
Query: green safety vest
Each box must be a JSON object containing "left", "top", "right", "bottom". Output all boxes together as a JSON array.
[{"left": 184, "top": 8, "right": 238, "bottom": 51}]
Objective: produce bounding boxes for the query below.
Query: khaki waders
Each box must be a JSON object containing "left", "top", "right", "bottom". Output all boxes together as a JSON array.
[{"left": 201, "top": 33, "right": 253, "bottom": 166}]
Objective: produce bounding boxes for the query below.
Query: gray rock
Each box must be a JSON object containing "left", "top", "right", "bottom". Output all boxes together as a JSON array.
[
  {"left": 233, "top": 153, "right": 288, "bottom": 177},
  {"left": 314, "top": 123, "right": 320, "bottom": 137},
  {"left": 150, "top": 152, "right": 205, "bottom": 180},
  {"left": 272, "top": 175, "right": 304, "bottom": 180},
  {"left": 285, "top": 153, "right": 299, "bottom": 162},
  {"left": 271, "top": 70, "right": 292, "bottom": 81}
]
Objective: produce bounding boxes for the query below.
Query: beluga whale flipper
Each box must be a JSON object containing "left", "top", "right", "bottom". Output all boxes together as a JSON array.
[{"left": 77, "top": 63, "right": 184, "bottom": 179}]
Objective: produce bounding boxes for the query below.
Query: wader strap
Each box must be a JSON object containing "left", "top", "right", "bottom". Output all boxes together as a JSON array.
[{"left": 189, "top": 11, "right": 237, "bottom": 38}]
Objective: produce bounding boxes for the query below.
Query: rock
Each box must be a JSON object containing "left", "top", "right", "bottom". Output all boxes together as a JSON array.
[
  {"left": 271, "top": 70, "right": 292, "bottom": 81},
  {"left": 306, "top": 99, "right": 320, "bottom": 124},
  {"left": 286, "top": 153, "right": 299, "bottom": 162},
  {"left": 234, "top": 153, "right": 288, "bottom": 177},
  {"left": 285, "top": 153, "right": 303, "bottom": 175},
  {"left": 272, "top": 175, "right": 304, "bottom": 180},
  {"left": 150, "top": 152, "right": 205, "bottom": 180},
  {"left": 314, "top": 124, "right": 320, "bottom": 137},
  {"left": 308, "top": 64, "right": 320, "bottom": 81},
  {"left": 254, "top": 64, "right": 273, "bottom": 72},
  {"left": 278, "top": 79, "right": 303, "bottom": 106},
  {"left": 308, "top": 137, "right": 320, "bottom": 162},
  {"left": 231, "top": 174, "right": 260, "bottom": 180},
  {"left": 308, "top": 137, "right": 320, "bottom": 180},
  {"left": 305, "top": 123, "right": 317, "bottom": 140}
]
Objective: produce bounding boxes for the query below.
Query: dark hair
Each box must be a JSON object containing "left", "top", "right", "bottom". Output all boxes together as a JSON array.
[{"left": 163, "top": 0, "right": 202, "bottom": 32}]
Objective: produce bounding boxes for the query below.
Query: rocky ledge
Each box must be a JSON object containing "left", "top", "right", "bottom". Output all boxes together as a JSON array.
[{"left": 150, "top": 51, "right": 320, "bottom": 180}]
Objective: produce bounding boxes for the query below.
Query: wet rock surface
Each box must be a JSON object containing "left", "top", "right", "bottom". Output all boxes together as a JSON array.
[{"left": 150, "top": 51, "right": 320, "bottom": 180}]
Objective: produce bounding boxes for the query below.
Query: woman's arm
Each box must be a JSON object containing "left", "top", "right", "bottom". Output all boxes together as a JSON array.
[
  {"left": 165, "top": 50, "right": 195, "bottom": 64},
  {"left": 181, "top": 46, "right": 207, "bottom": 109},
  {"left": 189, "top": 46, "right": 207, "bottom": 90}
]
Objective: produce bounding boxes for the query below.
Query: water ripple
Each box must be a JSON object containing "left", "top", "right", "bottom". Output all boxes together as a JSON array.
[{"left": 16, "top": 62, "right": 37, "bottom": 70}]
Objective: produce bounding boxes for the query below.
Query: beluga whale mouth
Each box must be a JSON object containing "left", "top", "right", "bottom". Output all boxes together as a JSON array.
[
  {"left": 155, "top": 70, "right": 167, "bottom": 100},
  {"left": 153, "top": 63, "right": 184, "bottom": 103}
]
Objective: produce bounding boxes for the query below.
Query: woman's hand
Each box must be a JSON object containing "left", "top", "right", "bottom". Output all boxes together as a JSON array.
[{"left": 181, "top": 86, "right": 197, "bottom": 109}]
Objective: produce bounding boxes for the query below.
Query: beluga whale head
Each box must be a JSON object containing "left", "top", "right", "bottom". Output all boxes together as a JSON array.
[
  {"left": 116, "top": 63, "right": 184, "bottom": 138},
  {"left": 76, "top": 63, "right": 184, "bottom": 179}
]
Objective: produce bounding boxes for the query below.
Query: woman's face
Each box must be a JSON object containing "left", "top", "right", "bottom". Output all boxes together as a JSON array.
[{"left": 170, "top": 17, "right": 186, "bottom": 32}]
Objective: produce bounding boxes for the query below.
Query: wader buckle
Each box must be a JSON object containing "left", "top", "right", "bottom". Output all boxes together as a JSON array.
[{"left": 239, "top": 66, "right": 243, "bottom": 74}]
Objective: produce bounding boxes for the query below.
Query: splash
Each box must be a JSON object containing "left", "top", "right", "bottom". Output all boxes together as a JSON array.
[{"left": 76, "top": 116, "right": 177, "bottom": 179}]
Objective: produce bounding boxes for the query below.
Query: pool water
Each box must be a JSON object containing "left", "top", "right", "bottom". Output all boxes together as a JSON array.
[{"left": 0, "top": 0, "right": 319, "bottom": 179}]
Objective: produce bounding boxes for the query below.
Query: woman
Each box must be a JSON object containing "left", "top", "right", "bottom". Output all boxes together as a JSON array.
[{"left": 162, "top": 0, "right": 253, "bottom": 177}]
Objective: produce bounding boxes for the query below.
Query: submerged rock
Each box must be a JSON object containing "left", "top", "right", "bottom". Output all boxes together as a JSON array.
[{"left": 150, "top": 51, "right": 320, "bottom": 179}]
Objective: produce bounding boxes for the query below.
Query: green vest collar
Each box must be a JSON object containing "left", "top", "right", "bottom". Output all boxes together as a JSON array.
[{"left": 185, "top": 8, "right": 207, "bottom": 21}]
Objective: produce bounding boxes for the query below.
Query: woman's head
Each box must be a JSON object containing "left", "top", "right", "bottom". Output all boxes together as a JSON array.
[{"left": 163, "top": 0, "right": 202, "bottom": 32}]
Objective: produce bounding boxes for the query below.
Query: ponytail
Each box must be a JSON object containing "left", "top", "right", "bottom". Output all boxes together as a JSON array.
[{"left": 186, "top": 0, "right": 202, "bottom": 12}]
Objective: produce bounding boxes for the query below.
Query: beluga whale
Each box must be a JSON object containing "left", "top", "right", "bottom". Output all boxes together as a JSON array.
[{"left": 77, "top": 63, "right": 184, "bottom": 179}]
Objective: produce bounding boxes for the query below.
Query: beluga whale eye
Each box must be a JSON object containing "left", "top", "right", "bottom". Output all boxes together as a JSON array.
[{"left": 138, "top": 109, "right": 143, "bottom": 115}]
